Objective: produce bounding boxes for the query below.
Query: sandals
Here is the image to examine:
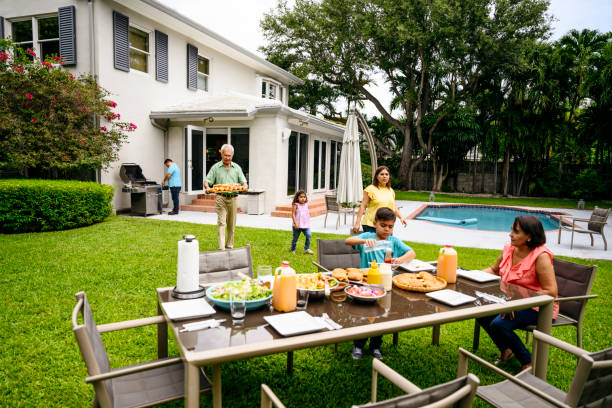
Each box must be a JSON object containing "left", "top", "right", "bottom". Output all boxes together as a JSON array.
[{"left": 493, "top": 349, "right": 514, "bottom": 365}]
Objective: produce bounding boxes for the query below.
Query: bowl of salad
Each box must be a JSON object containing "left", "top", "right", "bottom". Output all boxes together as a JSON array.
[{"left": 206, "top": 278, "right": 273, "bottom": 311}]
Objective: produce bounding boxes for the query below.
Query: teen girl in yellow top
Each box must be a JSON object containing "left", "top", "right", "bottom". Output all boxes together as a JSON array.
[{"left": 352, "top": 166, "right": 407, "bottom": 233}]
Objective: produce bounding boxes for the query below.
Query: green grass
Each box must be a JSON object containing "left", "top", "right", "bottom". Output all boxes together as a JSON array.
[
  {"left": 395, "top": 191, "right": 612, "bottom": 210},
  {"left": 0, "top": 216, "right": 610, "bottom": 407}
]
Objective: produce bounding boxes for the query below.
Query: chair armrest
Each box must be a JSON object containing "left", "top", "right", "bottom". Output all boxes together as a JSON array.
[
  {"left": 312, "top": 261, "right": 330, "bottom": 272},
  {"left": 261, "top": 384, "right": 287, "bottom": 408},
  {"left": 456, "top": 348, "right": 571, "bottom": 408},
  {"left": 85, "top": 356, "right": 182, "bottom": 383},
  {"left": 555, "top": 294, "right": 597, "bottom": 303},
  {"left": 372, "top": 358, "right": 421, "bottom": 396},
  {"left": 97, "top": 315, "right": 166, "bottom": 333},
  {"left": 532, "top": 330, "right": 588, "bottom": 358}
]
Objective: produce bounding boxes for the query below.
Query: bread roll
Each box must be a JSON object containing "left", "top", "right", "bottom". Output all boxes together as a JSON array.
[
  {"left": 332, "top": 268, "right": 347, "bottom": 281},
  {"left": 347, "top": 269, "right": 363, "bottom": 282}
]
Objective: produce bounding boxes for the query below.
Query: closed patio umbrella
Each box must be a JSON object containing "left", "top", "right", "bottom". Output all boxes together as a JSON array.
[{"left": 336, "top": 113, "right": 363, "bottom": 207}]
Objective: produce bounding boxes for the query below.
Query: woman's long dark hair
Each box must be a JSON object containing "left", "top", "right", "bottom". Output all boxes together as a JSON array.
[
  {"left": 513, "top": 215, "right": 546, "bottom": 249},
  {"left": 292, "top": 190, "right": 307, "bottom": 204},
  {"left": 372, "top": 166, "right": 391, "bottom": 189}
]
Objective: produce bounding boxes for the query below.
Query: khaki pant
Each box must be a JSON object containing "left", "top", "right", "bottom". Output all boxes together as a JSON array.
[{"left": 215, "top": 195, "right": 237, "bottom": 250}]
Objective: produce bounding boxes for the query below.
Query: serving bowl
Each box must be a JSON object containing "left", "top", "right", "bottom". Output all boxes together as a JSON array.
[
  {"left": 344, "top": 285, "right": 386, "bottom": 303},
  {"left": 205, "top": 284, "right": 272, "bottom": 312},
  {"left": 296, "top": 274, "right": 339, "bottom": 298}
]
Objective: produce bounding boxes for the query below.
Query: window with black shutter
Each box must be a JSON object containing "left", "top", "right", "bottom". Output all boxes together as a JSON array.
[
  {"left": 186, "top": 43, "right": 197, "bottom": 90},
  {"left": 58, "top": 6, "right": 76, "bottom": 65},
  {"left": 155, "top": 30, "right": 168, "bottom": 82},
  {"left": 0, "top": 16, "right": 5, "bottom": 40},
  {"left": 113, "top": 11, "right": 129, "bottom": 72}
]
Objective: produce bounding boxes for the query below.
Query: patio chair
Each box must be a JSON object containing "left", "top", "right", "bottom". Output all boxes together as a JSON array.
[
  {"left": 557, "top": 206, "right": 610, "bottom": 250},
  {"left": 313, "top": 238, "right": 361, "bottom": 272},
  {"left": 71, "top": 292, "right": 210, "bottom": 408},
  {"left": 261, "top": 358, "right": 479, "bottom": 408},
  {"left": 324, "top": 194, "right": 354, "bottom": 229},
  {"left": 458, "top": 330, "right": 612, "bottom": 408},
  {"left": 472, "top": 258, "right": 598, "bottom": 351},
  {"left": 198, "top": 244, "right": 253, "bottom": 285}
]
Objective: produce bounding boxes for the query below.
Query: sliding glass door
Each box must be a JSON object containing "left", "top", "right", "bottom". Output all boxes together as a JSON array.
[{"left": 287, "top": 131, "right": 308, "bottom": 196}]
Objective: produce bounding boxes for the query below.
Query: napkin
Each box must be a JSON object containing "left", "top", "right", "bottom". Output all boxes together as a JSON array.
[{"left": 179, "top": 319, "right": 225, "bottom": 332}]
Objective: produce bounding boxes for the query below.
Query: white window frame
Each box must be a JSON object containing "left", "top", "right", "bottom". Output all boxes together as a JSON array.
[
  {"left": 197, "top": 54, "right": 211, "bottom": 92},
  {"left": 260, "top": 77, "right": 285, "bottom": 103},
  {"left": 312, "top": 137, "right": 328, "bottom": 192},
  {"left": 10, "top": 14, "right": 59, "bottom": 59},
  {"left": 128, "top": 24, "right": 150, "bottom": 74}
]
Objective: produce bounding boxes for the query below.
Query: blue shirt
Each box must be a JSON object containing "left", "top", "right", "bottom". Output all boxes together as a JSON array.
[
  {"left": 352, "top": 232, "right": 412, "bottom": 268},
  {"left": 167, "top": 163, "right": 181, "bottom": 187}
]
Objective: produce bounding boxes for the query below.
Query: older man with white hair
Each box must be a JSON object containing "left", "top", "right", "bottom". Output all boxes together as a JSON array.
[{"left": 204, "top": 144, "right": 248, "bottom": 250}]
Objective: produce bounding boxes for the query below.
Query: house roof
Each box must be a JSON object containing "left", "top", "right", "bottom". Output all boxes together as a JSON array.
[
  {"left": 149, "top": 93, "right": 345, "bottom": 134},
  {"left": 132, "top": 0, "right": 303, "bottom": 86}
]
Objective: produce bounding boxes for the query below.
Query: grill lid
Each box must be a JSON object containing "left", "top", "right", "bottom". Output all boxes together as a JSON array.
[{"left": 120, "top": 163, "right": 158, "bottom": 185}]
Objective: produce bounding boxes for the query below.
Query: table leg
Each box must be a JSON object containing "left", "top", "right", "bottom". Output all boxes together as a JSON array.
[
  {"left": 286, "top": 351, "right": 294, "bottom": 375},
  {"left": 157, "top": 301, "right": 168, "bottom": 358},
  {"left": 185, "top": 362, "right": 200, "bottom": 408},
  {"left": 534, "top": 301, "right": 553, "bottom": 379},
  {"left": 431, "top": 325, "right": 440, "bottom": 346},
  {"left": 212, "top": 363, "right": 222, "bottom": 408}
]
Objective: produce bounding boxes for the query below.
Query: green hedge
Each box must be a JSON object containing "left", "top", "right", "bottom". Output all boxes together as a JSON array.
[{"left": 0, "top": 179, "right": 114, "bottom": 233}]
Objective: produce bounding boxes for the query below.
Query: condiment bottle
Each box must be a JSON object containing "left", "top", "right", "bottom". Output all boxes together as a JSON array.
[
  {"left": 367, "top": 260, "right": 382, "bottom": 285},
  {"left": 384, "top": 248, "right": 393, "bottom": 264},
  {"left": 437, "top": 245, "right": 457, "bottom": 283},
  {"left": 272, "top": 261, "right": 297, "bottom": 312},
  {"left": 380, "top": 262, "right": 393, "bottom": 291}
]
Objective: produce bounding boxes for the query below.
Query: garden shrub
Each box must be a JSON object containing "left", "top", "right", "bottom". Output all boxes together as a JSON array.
[
  {"left": 572, "top": 168, "right": 607, "bottom": 201},
  {"left": 0, "top": 179, "right": 113, "bottom": 233}
]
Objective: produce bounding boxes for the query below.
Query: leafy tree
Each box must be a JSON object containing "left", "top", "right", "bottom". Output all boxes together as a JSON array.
[{"left": 0, "top": 39, "right": 134, "bottom": 177}]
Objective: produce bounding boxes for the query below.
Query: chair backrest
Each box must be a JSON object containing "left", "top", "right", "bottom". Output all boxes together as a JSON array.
[
  {"left": 199, "top": 245, "right": 253, "bottom": 284},
  {"left": 317, "top": 238, "right": 361, "bottom": 270},
  {"left": 587, "top": 206, "right": 610, "bottom": 233},
  {"left": 569, "top": 347, "right": 612, "bottom": 407},
  {"left": 553, "top": 258, "right": 597, "bottom": 321},
  {"left": 325, "top": 195, "right": 340, "bottom": 212},
  {"left": 352, "top": 374, "right": 479, "bottom": 408},
  {"left": 72, "top": 292, "right": 114, "bottom": 406}
]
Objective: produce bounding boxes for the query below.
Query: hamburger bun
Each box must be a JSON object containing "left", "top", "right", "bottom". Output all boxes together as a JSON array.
[
  {"left": 347, "top": 269, "right": 364, "bottom": 282},
  {"left": 332, "top": 268, "right": 347, "bottom": 281}
]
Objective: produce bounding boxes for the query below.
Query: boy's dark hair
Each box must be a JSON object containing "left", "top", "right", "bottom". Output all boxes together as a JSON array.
[
  {"left": 164, "top": 159, "right": 172, "bottom": 164},
  {"left": 372, "top": 166, "right": 391, "bottom": 188},
  {"left": 292, "top": 190, "right": 307, "bottom": 204},
  {"left": 374, "top": 207, "right": 395, "bottom": 221},
  {"left": 513, "top": 215, "right": 546, "bottom": 249}
]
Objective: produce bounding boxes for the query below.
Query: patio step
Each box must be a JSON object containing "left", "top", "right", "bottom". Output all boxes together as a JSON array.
[
  {"left": 181, "top": 193, "right": 216, "bottom": 213},
  {"left": 271, "top": 198, "right": 327, "bottom": 218}
]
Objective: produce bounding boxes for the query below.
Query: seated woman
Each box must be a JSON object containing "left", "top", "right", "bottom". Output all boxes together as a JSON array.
[{"left": 478, "top": 215, "right": 558, "bottom": 371}]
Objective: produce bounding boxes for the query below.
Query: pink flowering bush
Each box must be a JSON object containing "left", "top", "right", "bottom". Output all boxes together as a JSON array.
[{"left": 0, "top": 39, "right": 135, "bottom": 174}]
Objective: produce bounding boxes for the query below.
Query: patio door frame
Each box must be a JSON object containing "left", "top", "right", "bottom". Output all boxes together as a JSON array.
[{"left": 184, "top": 125, "right": 206, "bottom": 194}]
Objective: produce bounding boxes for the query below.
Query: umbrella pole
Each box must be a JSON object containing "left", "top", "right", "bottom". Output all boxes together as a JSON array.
[{"left": 352, "top": 109, "right": 378, "bottom": 179}]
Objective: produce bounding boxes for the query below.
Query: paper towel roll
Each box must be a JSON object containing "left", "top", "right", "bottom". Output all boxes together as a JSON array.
[{"left": 177, "top": 238, "right": 199, "bottom": 292}]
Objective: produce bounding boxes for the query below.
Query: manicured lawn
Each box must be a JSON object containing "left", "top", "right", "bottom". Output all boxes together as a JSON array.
[
  {"left": 0, "top": 216, "right": 610, "bottom": 407},
  {"left": 395, "top": 191, "right": 612, "bottom": 210}
]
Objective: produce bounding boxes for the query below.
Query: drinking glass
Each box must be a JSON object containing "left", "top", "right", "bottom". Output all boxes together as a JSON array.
[
  {"left": 296, "top": 289, "right": 309, "bottom": 310},
  {"left": 256, "top": 265, "right": 273, "bottom": 282},
  {"left": 229, "top": 292, "right": 246, "bottom": 324}
]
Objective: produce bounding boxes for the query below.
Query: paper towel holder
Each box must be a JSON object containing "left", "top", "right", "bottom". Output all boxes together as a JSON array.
[{"left": 171, "top": 234, "right": 206, "bottom": 299}]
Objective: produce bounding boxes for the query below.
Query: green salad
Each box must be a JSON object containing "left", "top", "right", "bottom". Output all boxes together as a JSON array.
[{"left": 211, "top": 278, "right": 272, "bottom": 301}]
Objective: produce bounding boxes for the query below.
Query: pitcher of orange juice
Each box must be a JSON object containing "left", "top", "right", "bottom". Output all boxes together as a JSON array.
[
  {"left": 437, "top": 245, "right": 457, "bottom": 283},
  {"left": 272, "top": 261, "right": 297, "bottom": 312}
]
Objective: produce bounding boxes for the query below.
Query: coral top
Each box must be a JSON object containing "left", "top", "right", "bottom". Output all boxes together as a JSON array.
[
  {"left": 361, "top": 185, "right": 396, "bottom": 227},
  {"left": 499, "top": 243, "right": 558, "bottom": 318},
  {"left": 294, "top": 202, "right": 310, "bottom": 229}
]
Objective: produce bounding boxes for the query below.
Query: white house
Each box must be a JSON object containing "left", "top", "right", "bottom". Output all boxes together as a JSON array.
[{"left": 0, "top": 0, "right": 345, "bottom": 213}]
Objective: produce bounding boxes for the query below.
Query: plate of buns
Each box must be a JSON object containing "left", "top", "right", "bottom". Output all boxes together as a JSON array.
[
  {"left": 208, "top": 184, "right": 248, "bottom": 194},
  {"left": 331, "top": 267, "right": 368, "bottom": 283}
]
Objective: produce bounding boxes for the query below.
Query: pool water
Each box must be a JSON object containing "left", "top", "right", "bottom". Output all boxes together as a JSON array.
[{"left": 415, "top": 205, "right": 561, "bottom": 232}]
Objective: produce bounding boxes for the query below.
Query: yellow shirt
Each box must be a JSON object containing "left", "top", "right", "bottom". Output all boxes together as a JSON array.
[{"left": 362, "top": 185, "right": 396, "bottom": 227}]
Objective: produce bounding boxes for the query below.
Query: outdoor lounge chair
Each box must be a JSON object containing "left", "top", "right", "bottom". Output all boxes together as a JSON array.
[
  {"left": 71, "top": 292, "right": 210, "bottom": 408},
  {"left": 472, "top": 258, "right": 598, "bottom": 350},
  {"left": 324, "top": 194, "right": 354, "bottom": 229},
  {"left": 557, "top": 206, "right": 610, "bottom": 250},
  {"left": 458, "top": 330, "right": 612, "bottom": 408},
  {"left": 261, "top": 358, "right": 479, "bottom": 408},
  {"left": 198, "top": 245, "right": 253, "bottom": 284}
]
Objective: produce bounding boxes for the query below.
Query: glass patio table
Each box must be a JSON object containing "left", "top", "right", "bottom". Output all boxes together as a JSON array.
[{"left": 156, "top": 277, "right": 554, "bottom": 408}]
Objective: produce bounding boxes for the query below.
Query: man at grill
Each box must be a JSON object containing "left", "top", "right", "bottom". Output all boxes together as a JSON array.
[
  {"left": 204, "top": 144, "right": 248, "bottom": 250},
  {"left": 162, "top": 159, "right": 181, "bottom": 215}
]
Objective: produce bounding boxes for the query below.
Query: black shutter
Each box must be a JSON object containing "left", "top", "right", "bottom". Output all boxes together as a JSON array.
[
  {"left": 155, "top": 30, "right": 168, "bottom": 82},
  {"left": 113, "top": 11, "right": 129, "bottom": 72},
  {"left": 0, "top": 16, "right": 4, "bottom": 40},
  {"left": 186, "top": 43, "right": 197, "bottom": 90},
  {"left": 58, "top": 6, "right": 76, "bottom": 65}
]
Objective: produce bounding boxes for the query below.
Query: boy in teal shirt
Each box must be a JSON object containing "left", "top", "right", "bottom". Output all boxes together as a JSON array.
[{"left": 345, "top": 207, "right": 416, "bottom": 359}]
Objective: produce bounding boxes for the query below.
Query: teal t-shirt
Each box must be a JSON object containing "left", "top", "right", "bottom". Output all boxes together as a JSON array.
[
  {"left": 167, "top": 163, "right": 181, "bottom": 187},
  {"left": 352, "top": 232, "right": 412, "bottom": 268}
]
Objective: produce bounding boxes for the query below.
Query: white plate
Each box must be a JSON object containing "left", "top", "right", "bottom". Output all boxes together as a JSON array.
[
  {"left": 161, "top": 299, "right": 216, "bottom": 321},
  {"left": 264, "top": 311, "right": 326, "bottom": 336},
  {"left": 457, "top": 269, "right": 501, "bottom": 283},
  {"left": 426, "top": 289, "right": 476, "bottom": 307},
  {"left": 397, "top": 259, "right": 437, "bottom": 273}
]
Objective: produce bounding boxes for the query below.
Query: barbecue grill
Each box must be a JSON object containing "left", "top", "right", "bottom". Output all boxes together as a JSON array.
[{"left": 120, "top": 163, "right": 162, "bottom": 216}]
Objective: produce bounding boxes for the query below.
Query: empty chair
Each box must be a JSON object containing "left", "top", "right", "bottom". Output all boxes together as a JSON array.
[
  {"left": 473, "top": 258, "right": 598, "bottom": 351},
  {"left": 558, "top": 206, "right": 610, "bottom": 250},
  {"left": 261, "top": 358, "right": 479, "bottom": 408},
  {"left": 458, "top": 330, "right": 612, "bottom": 408},
  {"left": 71, "top": 292, "right": 210, "bottom": 408},
  {"left": 324, "top": 194, "right": 354, "bottom": 229},
  {"left": 198, "top": 244, "right": 253, "bottom": 285}
]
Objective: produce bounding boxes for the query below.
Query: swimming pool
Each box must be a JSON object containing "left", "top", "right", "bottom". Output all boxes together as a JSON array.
[{"left": 412, "top": 205, "right": 564, "bottom": 232}]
